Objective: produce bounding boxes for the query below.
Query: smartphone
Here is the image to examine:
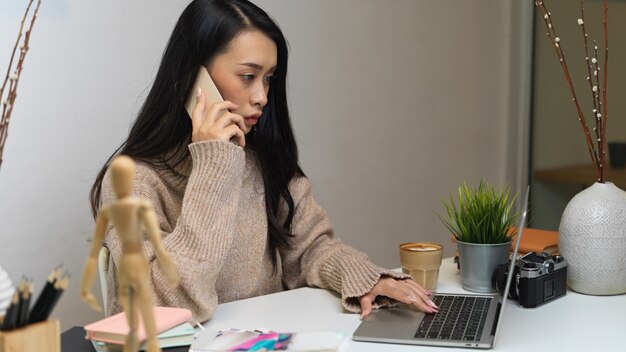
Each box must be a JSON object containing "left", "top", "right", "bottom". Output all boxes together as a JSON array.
[
  {"left": 185, "top": 66, "right": 224, "bottom": 118},
  {"left": 185, "top": 66, "right": 240, "bottom": 146}
]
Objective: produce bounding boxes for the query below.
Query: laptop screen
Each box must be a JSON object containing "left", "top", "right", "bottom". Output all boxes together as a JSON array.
[{"left": 492, "top": 185, "right": 530, "bottom": 344}]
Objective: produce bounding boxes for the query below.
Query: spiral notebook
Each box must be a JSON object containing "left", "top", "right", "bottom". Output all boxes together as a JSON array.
[{"left": 190, "top": 329, "right": 349, "bottom": 352}]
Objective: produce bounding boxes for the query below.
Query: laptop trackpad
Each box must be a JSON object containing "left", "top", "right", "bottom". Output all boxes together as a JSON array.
[{"left": 354, "top": 305, "right": 424, "bottom": 340}]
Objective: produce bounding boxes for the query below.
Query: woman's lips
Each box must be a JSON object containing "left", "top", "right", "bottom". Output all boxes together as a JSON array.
[{"left": 244, "top": 114, "right": 261, "bottom": 125}]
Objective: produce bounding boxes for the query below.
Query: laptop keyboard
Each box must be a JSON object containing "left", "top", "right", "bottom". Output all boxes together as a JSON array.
[{"left": 414, "top": 295, "right": 490, "bottom": 341}]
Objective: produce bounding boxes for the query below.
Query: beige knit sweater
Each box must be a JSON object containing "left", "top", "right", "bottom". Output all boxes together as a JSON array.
[{"left": 101, "top": 140, "right": 406, "bottom": 322}]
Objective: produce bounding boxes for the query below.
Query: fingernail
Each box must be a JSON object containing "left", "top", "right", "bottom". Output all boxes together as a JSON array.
[
  {"left": 428, "top": 300, "right": 439, "bottom": 309},
  {"left": 408, "top": 295, "right": 417, "bottom": 302},
  {"left": 196, "top": 87, "right": 201, "bottom": 97}
]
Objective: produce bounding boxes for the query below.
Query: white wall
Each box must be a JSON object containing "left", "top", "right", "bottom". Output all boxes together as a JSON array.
[{"left": 0, "top": 0, "right": 528, "bottom": 328}]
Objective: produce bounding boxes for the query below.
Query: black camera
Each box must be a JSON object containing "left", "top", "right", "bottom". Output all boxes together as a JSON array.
[{"left": 492, "top": 252, "right": 567, "bottom": 308}]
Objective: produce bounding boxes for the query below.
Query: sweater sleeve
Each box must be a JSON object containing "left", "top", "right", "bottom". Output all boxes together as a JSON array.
[
  {"left": 102, "top": 140, "right": 245, "bottom": 322},
  {"left": 279, "top": 176, "right": 410, "bottom": 313}
]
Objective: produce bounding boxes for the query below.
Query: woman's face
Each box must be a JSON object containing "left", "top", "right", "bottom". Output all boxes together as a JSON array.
[{"left": 208, "top": 30, "right": 277, "bottom": 134}]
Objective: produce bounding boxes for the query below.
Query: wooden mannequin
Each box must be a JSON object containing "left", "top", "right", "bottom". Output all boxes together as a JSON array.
[{"left": 80, "top": 155, "right": 180, "bottom": 352}]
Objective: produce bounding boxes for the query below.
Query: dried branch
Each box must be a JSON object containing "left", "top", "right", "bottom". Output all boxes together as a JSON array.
[
  {"left": 535, "top": 0, "right": 601, "bottom": 182},
  {"left": 601, "top": 0, "right": 608, "bottom": 182},
  {"left": 592, "top": 41, "right": 604, "bottom": 175},
  {"left": 579, "top": 1, "right": 601, "bottom": 153},
  {"left": 0, "top": 1, "right": 33, "bottom": 100},
  {"left": 0, "top": 0, "right": 42, "bottom": 170}
]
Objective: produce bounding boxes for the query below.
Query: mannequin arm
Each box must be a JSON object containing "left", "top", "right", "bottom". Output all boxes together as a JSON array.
[
  {"left": 80, "top": 208, "right": 109, "bottom": 312},
  {"left": 140, "top": 200, "right": 180, "bottom": 287}
]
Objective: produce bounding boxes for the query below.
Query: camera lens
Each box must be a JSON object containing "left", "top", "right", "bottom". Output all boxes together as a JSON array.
[{"left": 491, "top": 263, "right": 519, "bottom": 300}]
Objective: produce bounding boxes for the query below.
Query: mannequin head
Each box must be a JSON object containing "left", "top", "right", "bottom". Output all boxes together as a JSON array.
[{"left": 110, "top": 155, "right": 135, "bottom": 199}]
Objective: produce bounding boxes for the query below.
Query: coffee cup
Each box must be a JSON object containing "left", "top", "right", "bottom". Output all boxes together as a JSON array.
[{"left": 399, "top": 242, "right": 443, "bottom": 291}]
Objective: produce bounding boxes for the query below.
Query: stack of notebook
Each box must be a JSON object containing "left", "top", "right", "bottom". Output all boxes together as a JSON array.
[{"left": 84, "top": 306, "right": 195, "bottom": 351}]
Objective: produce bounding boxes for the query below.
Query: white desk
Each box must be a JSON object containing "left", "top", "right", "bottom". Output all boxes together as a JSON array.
[{"left": 203, "top": 258, "right": 625, "bottom": 351}]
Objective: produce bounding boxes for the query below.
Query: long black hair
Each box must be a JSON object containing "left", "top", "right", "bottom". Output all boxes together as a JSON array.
[{"left": 90, "top": 0, "right": 302, "bottom": 271}]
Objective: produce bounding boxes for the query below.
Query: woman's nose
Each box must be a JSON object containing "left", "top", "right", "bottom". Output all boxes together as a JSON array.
[{"left": 250, "top": 85, "right": 268, "bottom": 107}]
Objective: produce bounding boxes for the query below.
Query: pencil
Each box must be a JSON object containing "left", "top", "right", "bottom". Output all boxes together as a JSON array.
[
  {"left": 39, "top": 275, "right": 69, "bottom": 321},
  {"left": 28, "top": 268, "right": 60, "bottom": 324},
  {"left": 14, "top": 280, "right": 24, "bottom": 323},
  {"left": 17, "top": 281, "right": 32, "bottom": 328},
  {"left": 15, "top": 279, "right": 25, "bottom": 328},
  {"left": 0, "top": 290, "right": 19, "bottom": 331}
]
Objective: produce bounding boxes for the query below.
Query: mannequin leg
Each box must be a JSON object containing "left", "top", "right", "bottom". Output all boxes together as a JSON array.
[
  {"left": 119, "top": 287, "right": 138, "bottom": 352},
  {"left": 135, "top": 285, "right": 160, "bottom": 352}
]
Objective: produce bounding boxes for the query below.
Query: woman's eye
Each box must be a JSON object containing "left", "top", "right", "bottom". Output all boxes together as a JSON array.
[
  {"left": 241, "top": 74, "right": 255, "bottom": 82},
  {"left": 264, "top": 75, "right": 274, "bottom": 84}
]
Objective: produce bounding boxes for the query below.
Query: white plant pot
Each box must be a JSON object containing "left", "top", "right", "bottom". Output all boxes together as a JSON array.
[{"left": 559, "top": 182, "right": 626, "bottom": 295}]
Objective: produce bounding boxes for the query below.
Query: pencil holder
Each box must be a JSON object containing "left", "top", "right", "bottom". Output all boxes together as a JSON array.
[{"left": 0, "top": 319, "right": 60, "bottom": 352}]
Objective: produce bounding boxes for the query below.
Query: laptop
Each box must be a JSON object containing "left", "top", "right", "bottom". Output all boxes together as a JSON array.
[{"left": 352, "top": 186, "right": 530, "bottom": 349}]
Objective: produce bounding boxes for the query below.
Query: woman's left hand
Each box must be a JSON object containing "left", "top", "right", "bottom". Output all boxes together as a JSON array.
[{"left": 359, "top": 277, "right": 439, "bottom": 318}]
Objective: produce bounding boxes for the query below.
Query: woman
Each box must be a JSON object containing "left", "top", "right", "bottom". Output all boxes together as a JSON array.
[{"left": 90, "top": 0, "right": 438, "bottom": 322}]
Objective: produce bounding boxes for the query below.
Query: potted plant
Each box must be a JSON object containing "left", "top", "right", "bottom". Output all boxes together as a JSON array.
[
  {"left": 535, "top": 0, "right": 626, "bottom": 295},
  {"left": 440, "top": 180, "right": 518, "bottom": 293}
]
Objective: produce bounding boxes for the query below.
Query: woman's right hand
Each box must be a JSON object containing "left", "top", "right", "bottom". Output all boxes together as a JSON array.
[{"left": 191, "top": 88, "right": 246, "bottom": 147}]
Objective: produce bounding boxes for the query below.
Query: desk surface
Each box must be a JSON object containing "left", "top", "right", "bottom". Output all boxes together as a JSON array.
[{"left": 63, "top": 258, "right": 626, "bottom": 351}]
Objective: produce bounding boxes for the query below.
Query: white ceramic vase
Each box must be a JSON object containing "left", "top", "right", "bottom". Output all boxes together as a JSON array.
[
  {"left": 559, "top": 182, "right": 626, "bottom": 295},
  {"left": 0, "top": 265, "right": 15, "bottom": 316}
]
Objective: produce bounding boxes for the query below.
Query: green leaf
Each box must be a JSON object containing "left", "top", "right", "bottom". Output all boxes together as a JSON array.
[{"left": 438, "top": 179, "right": 519, "bottom": 244}]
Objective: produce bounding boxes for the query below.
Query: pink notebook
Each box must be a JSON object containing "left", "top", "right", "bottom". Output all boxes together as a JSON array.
[{"left": 84, "top": 306, "right": 192, "bottom": 344}]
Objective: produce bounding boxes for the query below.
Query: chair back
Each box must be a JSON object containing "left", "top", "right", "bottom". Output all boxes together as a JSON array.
[{"left": 97, "top": 246, "right": 110, "bottom": 316}]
